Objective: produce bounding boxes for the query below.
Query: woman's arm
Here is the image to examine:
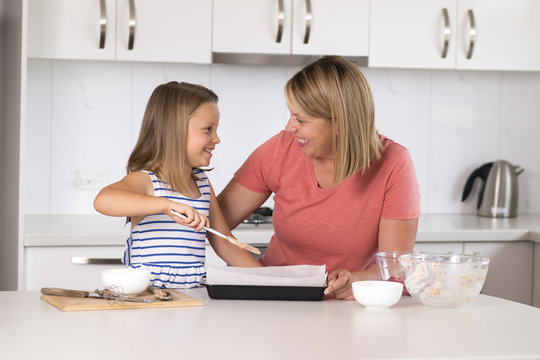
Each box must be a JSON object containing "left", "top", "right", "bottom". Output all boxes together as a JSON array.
[
  {"left": 206, "top": 182, "right": 262, "bottom": 267},
  {"left": 93, "top": 172, "right": 207, "bottom": 231},
  {"left": 217, "top": 178, "right": 271, "bottom": 229},
  {"left": 324, "top": 218, "right": 418, "bottom": 300}
]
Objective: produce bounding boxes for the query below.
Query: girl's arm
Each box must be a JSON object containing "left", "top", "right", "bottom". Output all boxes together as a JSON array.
[
  {"left": 94, "top": 171, "right": 207, "bottom": 231},
  {"left": 206, "top": 182, "right": 262, "bottom": 267},
  {"left": 324, "top": 218, "right": 418, "bottom": 300}
]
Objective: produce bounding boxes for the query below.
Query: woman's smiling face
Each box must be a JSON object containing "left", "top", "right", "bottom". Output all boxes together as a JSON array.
[{"left": 285, "top": 103, "right": 333, "bottom": 160}]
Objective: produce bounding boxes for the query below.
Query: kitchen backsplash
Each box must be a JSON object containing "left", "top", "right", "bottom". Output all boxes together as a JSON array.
[{"left": 25, "top": 59, "right": 540, "bottom": 215}]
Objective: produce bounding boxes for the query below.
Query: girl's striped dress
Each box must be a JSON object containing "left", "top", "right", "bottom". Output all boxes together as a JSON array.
[{"left": 123, "top": 170, "right": 210, "bottom": 288}]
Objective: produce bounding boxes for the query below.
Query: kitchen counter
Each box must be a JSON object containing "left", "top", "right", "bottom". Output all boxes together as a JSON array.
[
  {"left": 2, "top": 289, "right": 540, "bottom": 359},
  {"left": 23, "top": 213, "right": 540, "bottom": 246}
]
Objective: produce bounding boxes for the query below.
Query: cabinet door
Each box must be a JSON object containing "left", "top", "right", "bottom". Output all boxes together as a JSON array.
[
  {"left": 213, "top": 0, "right": 293, "bottom": 54},
  {"left": 27, "top": 0, "right": 116, "bottom": 60},
  {"left": 369, "top": 0, "right": 457, "bottom": 69},
  {"left": 116, "top": 0, "right": 211, "bottom": 63},
  {"left": 464, "top": 242, "right": 533, "bottom": 305},
  {"left": 414, "top": 242, "right": 463, "bottom": 254},
  {"left": 291, "top": 0, "right": 369, "bottom": 56},
  {"left": 25, "top": 246, "right": 125, "bottom": 291},
  {"left": 456, "top": 0, "right": 540, "bottom": 71}
]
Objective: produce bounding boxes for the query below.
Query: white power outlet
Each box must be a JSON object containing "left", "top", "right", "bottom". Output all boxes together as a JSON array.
[{"left": 75, "top": 170, "right": 109, "bottom": 190}]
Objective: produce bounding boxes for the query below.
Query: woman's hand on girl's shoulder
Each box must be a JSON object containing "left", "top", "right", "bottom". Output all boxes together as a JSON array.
[{"left": 167, "top": 203, "right": 209, "bottom": 232}]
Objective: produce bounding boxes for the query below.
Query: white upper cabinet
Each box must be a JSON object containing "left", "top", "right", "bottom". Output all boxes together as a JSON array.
[
  {"left": 369, "top": 0, "right": 540, "bottom": 71},
  {"left": 27, "top": 0, "right": 212, "bottom": 63},
  {"left": 28, "top": 0, "right": 117, "bottom": 60},
  {"left": 212, "top": 0, "right": 369, "bottom": 57},
  {"left": 115, "top": 0, "right": 211, "bottom": 63},
  {"left": 291, "top": 0, "right": 369, "bottom": 56},
  {"left": 212, "top": 0, "right": 293, "bottom": 54}
]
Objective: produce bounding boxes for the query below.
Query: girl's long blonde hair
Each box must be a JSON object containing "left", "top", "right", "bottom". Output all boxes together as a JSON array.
[
  {"left": 127, "top": 81, "right": 218, "bottom": 194},
  {"left": 285, "top": 55, "right": 382, "bottom": 185}
]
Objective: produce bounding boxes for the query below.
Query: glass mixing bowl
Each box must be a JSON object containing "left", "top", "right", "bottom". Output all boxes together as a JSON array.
[{"left": 398, "top": 253, "right": 490, "bottom": 307}]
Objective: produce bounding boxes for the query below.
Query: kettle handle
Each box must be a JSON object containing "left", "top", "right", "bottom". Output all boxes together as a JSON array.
[{"left": 461, "top": 162, "right": 493, "bottom": 209}]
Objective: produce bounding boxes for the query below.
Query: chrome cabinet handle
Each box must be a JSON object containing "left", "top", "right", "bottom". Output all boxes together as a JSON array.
[
  {"left": 128, "top": 0, "right": 136, "bottom": 50},
  {"left": 441, "top": 8, "right": 450, "bottom": 58},
  {"left": 72, "top": 257, "right": 123, "bottom": 265},
  {"left": 98, "top": 0, "right": 107, "bottom": 49},
  {"left": 276, "top": 0, "right": 284, "bottom": 43},
  {"left": 303, "top": 0, "right": 312, "bottom": 44},
  {"left": 466, "top": 9, "right": 476, "bottom": 59}
]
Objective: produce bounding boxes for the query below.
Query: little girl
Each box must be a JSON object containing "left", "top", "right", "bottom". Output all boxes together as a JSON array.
[{"left": 94, "top": 81, "right": 261, "bottom": 288}]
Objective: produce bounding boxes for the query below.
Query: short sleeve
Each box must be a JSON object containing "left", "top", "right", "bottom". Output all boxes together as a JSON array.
[
  {"left": 234, "top": 133, "right": 282, "bottom": 194},
  {"left": 380, "top": 148, "right": 421, "bottom": 219}
]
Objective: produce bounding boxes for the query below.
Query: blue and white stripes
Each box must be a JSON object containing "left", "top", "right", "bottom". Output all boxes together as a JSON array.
[{"left": 123, "top": 170, "right": 210, "bottom": 288}]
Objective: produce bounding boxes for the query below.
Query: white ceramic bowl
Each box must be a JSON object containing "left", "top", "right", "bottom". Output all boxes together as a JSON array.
[
  {"left": 352, "top": 280, "right": 403, "bottom": 310},
  {"left": 398, "top": 253, "right": 490, "bottom": 307},
  {"left": 101, "top": 268, "right": 151, "bottom": 295}
]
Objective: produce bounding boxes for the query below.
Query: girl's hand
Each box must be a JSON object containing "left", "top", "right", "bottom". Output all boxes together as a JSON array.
[
  {"left": 324, "top": 269, "right": 356, "bottom": 300},
  {"left": 167, "top": 203, "right": 209, "bottom": 232}
]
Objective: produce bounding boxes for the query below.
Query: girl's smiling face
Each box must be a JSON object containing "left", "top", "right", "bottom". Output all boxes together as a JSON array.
[
  {"left": 285, "top": 103, "right": 333, "bottom": 160},
  {"left": 186, "top": 102, "right": 220, "bottom": 168}
]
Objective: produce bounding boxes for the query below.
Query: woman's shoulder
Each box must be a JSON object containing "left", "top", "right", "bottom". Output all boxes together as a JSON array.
[{"left": 379, "top": 134, "right": 411, "bottom": 160}]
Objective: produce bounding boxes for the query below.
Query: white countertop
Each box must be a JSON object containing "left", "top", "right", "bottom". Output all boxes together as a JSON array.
[
  {"left": 2, "top": 289, "right": 540, "bottom": 359},
  {"left": 24, "top": 213, "right": 540, "bottom": 246}
]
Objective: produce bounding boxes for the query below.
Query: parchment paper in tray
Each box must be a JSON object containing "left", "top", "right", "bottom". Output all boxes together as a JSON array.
[
  {"left": 205, "top": 265, "right": 328, "bottom": 301},
  {"left": 205, "top": 265, "right": 327, "bottom": 287}
]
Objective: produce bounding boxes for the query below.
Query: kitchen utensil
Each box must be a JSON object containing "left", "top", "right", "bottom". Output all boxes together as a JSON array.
[
  {"left": 41, "top": 287, "right": 154, "bottom": 303},
  {"left": 398, "top": 253, "right": 490, "bottom": 307},
  {"left": 101, "top": 268, "right": 151, "bottom": 294},
  {"left": 351, "top": 281, "right": 403, "bottom": 310},
  {"left": 170, "top": 209, "right": 261, "bottom": 255},
  {"left": 147, "top": 285, "right": 174, "bottom": 301},
  {"left": 461, "top": 160, "right": 524, "bottom": 218},
  {"left": 40, "top": 288, "right": 203, "bottom": 311},
  {"left": 375, "top": 251, "right": 410, "bottom": 295}
]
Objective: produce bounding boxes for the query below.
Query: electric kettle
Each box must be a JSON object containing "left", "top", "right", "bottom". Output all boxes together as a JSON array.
[{"left": 461, "top": 160, "right": 524, "bottom": 218}]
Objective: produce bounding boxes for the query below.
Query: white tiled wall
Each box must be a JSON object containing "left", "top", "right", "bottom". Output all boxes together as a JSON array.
[{"left": 25, "top": 60, "right": 540, "bottom": 214}]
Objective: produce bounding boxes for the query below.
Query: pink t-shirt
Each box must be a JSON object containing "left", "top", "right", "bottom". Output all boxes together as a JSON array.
[{"left": 234, "top": 131, "right": 420, "bottom": 274}]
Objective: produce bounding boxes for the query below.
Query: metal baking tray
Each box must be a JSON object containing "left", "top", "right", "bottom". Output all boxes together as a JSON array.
[{"left": 205, "top": 284, "right": 325, "bottom": 301}]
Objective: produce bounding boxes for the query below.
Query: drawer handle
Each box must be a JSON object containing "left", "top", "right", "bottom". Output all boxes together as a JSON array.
[
  {"left": 128, "top": 0, "right": 136, "bottom": 50},
  {"left": 98, "top": 0, "right": 107, "bottom": 49},
  {"left": 466, "top": 9, "right": 476, "bottom": 59},
  {"left": 72, "top": 257, "right": 123, "bottom": 265},
  {"left": 303, "top": 0, "right": 312, "bottom": 44},
  {"left": 441, "top": 8, "right": 450, "bottom": 58},
  {"left": 276, "top": 0, "right": 284, "bottom": 43}
]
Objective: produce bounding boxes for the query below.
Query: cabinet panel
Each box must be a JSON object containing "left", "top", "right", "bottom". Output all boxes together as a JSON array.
[
  {"left": 456, "top": 0, "right": 540, "bottom": 71},
  {"left": 25, "top": 246, "right": 124, "bottom": 291},
  {"left": 291, "top": 0, "right": 369, "bottom": 56},
  {"left": 464, "top": 242, "right": 533, "bottom": 305},
  {"left": 534, "top": 243, "right": 540, "bottom": 307},
  {"left": 369, "top": 0, "right": 457, "bottom": 69},
  {"left": 116, "top": 0, "right": 212, "bottom": 63},
  {"left": 212, "top": 0, "right": 293, "bottom": 54},
  {"left": 414, "top": 242, "right": 463, "bottom": 254},
  {"left": 28, "top": 0, "right": 116, "bottom": 60}
]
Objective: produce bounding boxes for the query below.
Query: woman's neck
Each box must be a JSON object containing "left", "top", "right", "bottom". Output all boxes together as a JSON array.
[{"left": 312, "top": 157, "right": 335, "bottom": 188}]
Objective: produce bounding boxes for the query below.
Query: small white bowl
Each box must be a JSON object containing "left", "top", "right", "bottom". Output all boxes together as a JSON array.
[
  {"left": 352, "top": 280, "right": 403, "bottom": 310},
  {"left": 101, "top": 268, "right": 151, "bottom": 295}
]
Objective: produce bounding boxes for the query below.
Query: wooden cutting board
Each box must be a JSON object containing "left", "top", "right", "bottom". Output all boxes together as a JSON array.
[{"left": 41, "top": 289, "right": 204, "bottom": 311}]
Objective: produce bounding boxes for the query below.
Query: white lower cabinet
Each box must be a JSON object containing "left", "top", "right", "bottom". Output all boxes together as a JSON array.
[
  {"left": 25, "top": 246, "right": 124, "bottom": 291},
  {"left": 534, "top": 243, "right": 540, "bottom": 307},
  {"left": 463, "top": 242, "right": 533, "bottom": 305},
  {"left": 414, "top": 242, "right": 463, "bottom": 254}
]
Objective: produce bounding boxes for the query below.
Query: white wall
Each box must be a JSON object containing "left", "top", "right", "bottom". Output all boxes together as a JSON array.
[{"left": 25, "top": 59, "right": 540, "bottom": 215}]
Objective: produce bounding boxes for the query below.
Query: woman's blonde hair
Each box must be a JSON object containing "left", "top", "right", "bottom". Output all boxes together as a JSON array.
[
  {"left": 285, "top": 55, "right": 382, "bottom": 185},
  {"left": 127, "top": 81, "right": 218, "bottom": 194}
]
